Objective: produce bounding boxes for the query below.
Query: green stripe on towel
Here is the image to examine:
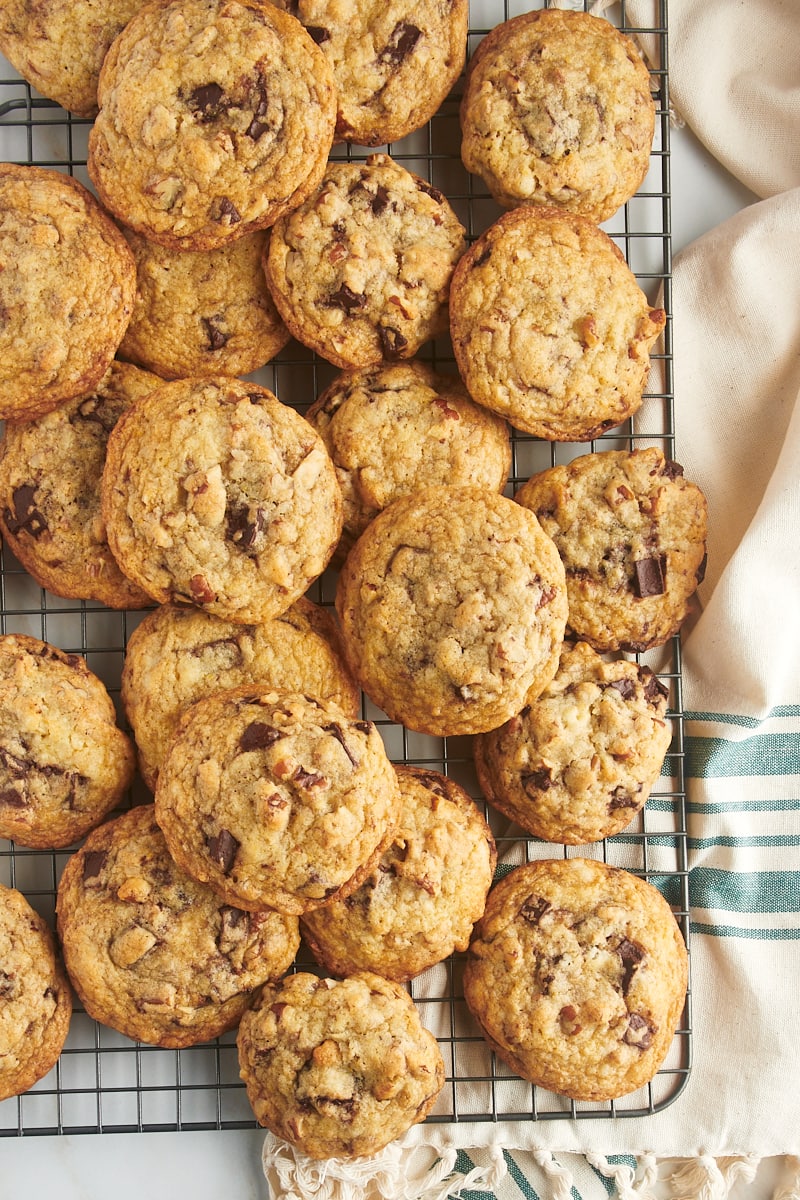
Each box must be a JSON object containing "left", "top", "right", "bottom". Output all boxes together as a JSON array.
[
  {"left": 689, "top": 867, "right": 800, "bottom": 913},
  {"left": 685, "top": 732, "right": 800, "bottom": 778}
]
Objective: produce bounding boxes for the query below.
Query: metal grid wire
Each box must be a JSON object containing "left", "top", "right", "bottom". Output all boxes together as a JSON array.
[{"left": 0, "top": 0, "right": 691, "bottom": 1138}]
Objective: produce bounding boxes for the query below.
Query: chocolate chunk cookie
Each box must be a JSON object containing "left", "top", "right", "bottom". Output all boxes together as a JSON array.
[
  {"left": 0, "top": 634, "right": 136, "bottom": 850},
  {"left": 264, "top": 154, "right": 467, "bottom": 369},
  {"left": 56, "top": 804, "right": 300, "bottom": 1048},
  {"left": 269, "top": 0, "right": 468, "bottom": 147},
  {"left": 237, "top": 971, "right": 444, "bottom": 1158},
  {"left": 449, "top": 205, "right": 665, "bottom": 441},
  {"left": 460, "top": 9, "right": 655, "bottom": 222},
  {"left": 88, "top": 0, "right": 337, "bottom": 250},
  {"left": 515, "top": 448, "right": 708, "bottom": 651},
  {"left": 0, "top": 361, "right": 158, "bottom": 609},
  {"left": 474, "top": 641, "right": 672, "bottom": 844},
  {"left": 0, "top": 164, "right": 136, "bottom": 422},
  {"left": 101, "top": 376, "right": 343, "bottom": 623},
  {"left": 118, "top": 227, "right": 290, "bottom": 380},
  {"left": 306, "top": 359, "right": 511, "bottom": 561},
  {"left": 301, "top": 765, "right": 496, "bottom": 981},
  {"left": 335, "top": 485, "right": 568, "bottom": 737},
  {"left": 0, "top": 884, "right": 72, "bottom": 1100},
  {"left": 121, "top": 598, "right": 360, "bottom": 792},
  {"left": 463, "top": 857, "right": 688, "bottom": 1101},
  {"left": 154, "top": 688, "right": 401, "bottom": 915}
]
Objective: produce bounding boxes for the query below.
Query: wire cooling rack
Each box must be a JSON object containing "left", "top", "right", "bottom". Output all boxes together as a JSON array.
[{"left": 0, "top": 0, "right": 691, "bottom": 1138}]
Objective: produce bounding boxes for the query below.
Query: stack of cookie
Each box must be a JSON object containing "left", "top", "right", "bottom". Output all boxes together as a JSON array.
[{"left": 0, "top": 0, "right": 700, "bottom": 1152}]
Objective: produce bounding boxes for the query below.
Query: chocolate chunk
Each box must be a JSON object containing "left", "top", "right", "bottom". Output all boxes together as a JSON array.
[
  {"left": 522, "top": 767, "right": 554, "bottom": 795},
  {"left": 240, "top": 722, "right": 283, "bottom": 752},
  {"left": 327, "top": 283, "right": 367, "bottom": 313},
  {"left": 371, "top": 185, "right": 390, "bottom": 215},
  {"left": 695, "top": 551, "right": 708, "bottom": 585},
  {"left": 207, "top": 828, "right": 239, "bottom": 874},
  {"left": 378, "top": 21, "right": 422, "bottom": 67},
  {"left": 306, "top": 25, "right": 330, "bottom": 43},
  {"left": 72, "top": 394, "right": 119, "bottom": 433},
  {"left": 354, "top": 721, "right": 374, "bottom": 736},
  {"left": 633, "top": 555, "right": 666, "bottom": 598},
  {"left": 4, "top": 484, "right": 47, "bottom": 539},
  {"left": 623, "top": 1011, "right": 656, "bottom": 1050},
  {"left": 519, "top": 895, "right": 551, "bottom": 924},
  {"left": 413, "top": 771, "right": 448, "bottom": 797},
  {"left": 82, "top": 850, "right": 108, "bottom": 882},
  {"left": 202, "top": 316, "right": 230, "bottom": 351},
  {"left": 226, "top": 503, "right": 267, "bottom": 552},
  {"left": 187, "top": 82, "right": 226, "bottom": 121},
  {"left": 218, "top": 905, "right": 249, "bottom": 954},
  {"left": 661, "top": 459, "right": 684, "bottom": 480},
  {"left": 416, "top": 179, "right": 445, "bottom": 204},
  {"left": 293, "top": 766, "right": 326, "bottom": 789},
  {"left": 642, "top": 669, "right": 669, "bottom": 705},
  {"left": 472, "top": 246, "right": 492, "bottom": 268},
  {"left": 608, "top": 787, "right": 637, "bottom": 813},
  {"left": 323, "top": 723, "right": 358, "bottom": 767},
  {"left": 616, "top": 937, "right": 645, "bottom": 994},
  {"left": 608, "top": 677, "right": 637, "bottom": 700},
  {"left": 216, "top": 196, "right": 242, "bottom": 225},
  {"left": 246, "top": 80, "right": 270, "bottom": 140},
  {"left": 0, "top": 970, "right": 17, "bottom": 999},
  {"left": 190, "top": 636, "right": 245, "bottom": 667},
  {"left": 0, "top": 787, "right": 28, "bottom": 808},
  {"left": 378, "top": 325, "right": 408, "bottom": 359}
]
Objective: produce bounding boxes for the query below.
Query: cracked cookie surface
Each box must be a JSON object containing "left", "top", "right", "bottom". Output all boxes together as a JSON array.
[
  {"left": 515, "top": 448, "right": 708, "bottom": 651},
  {"left": 154, "top": 688, "right": 401, "bottom": 914},
  {"left": 88, "top": 0, "right": 337, "bottom": 250},
  {"left": 0, "top": 883, "right": 72, "bottom": 1100},
  {"left": 264, "top": 154, "right": 467, "bottom": 368},
  {"left": 237, "top": 970, "right": 444, "bottom": 1158},
  {"left": 335, "top": 484, "right": 568, "bottom": 736},
  {"left": 449, "top": 205, "right": 665, "bottom": 441},
  {"left": 0, "top": 634, "right": 136, "bottom": 849},
  {"left": 474, "top": 641, "right": 672, "bottom": 844},
  {"left": 101, "top": 375, "right": 343, "bottom": 623},
  {"left": 56, "top": 804, "right": 299, "bottom": 1047},
  {"left": 460, "top": 8, "right": 655, "bottom": 222},
  {"left": 463, "top": 857, "right": 688, "bottom": 1100}
]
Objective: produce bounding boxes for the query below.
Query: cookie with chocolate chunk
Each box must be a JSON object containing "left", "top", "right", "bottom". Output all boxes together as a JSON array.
[
  {"left": 460, "top": 8, "right": 655, "bottom": 222},
  {"left": 515, "top": 448, "right": 708, "bottom": 651},
  {"left": 474, "top": 641, "right": 672, "bottom": 844},
  {"left": 463, "top": 857, "right": 688, "bottom": 1100},
  {"left": 88, "top": 0, "right": 337, "bottom": 250},
  {"left": 335, "top": 485, "right": 568, "bottom": 737},
  {"left": 306, "top": 359, "right": 511, "bottom": 561},
  {"left": 101, "top": 376, "right": 343, "bottom": 623},
  {"left": 56, "top": 804, "right": 299, "bottom": 1048},
  {"left": 449, "top": 205, "right": 665, "bottom": 441},
  {"left": 301, "top": 765, "right": 496, "bottom": 981},
  {"left": 269, "top": 0, "right": 468, "bottom": 147},
  {"left": 0, "top": 361, "right": 157, "bottom": 609},
  {"left": 0, "top": 634, "right": 136, "bottom": 850},
  {"left": 121, "top": 598, "right": 360, "bottom": 792},
  {"left": 237, "top": 971, "right": 444, "bottom": 1158},
  {"left": 264, "top": 154, "right": 467, "bottom": 369},
  {"left": 154, "top": 688, "right": 401, "bottom": 915},
  {"left": 118, "top": 227, "right": 290, "bottom": 380},
  {"left": 0, "top": 164, "right": 136, "bottom": 422},
  {"left": 0, "top": 884, "right": 72, "bottom": 1100}
]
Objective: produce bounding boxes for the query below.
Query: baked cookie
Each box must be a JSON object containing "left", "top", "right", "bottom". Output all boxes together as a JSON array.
[
  {"left": 121, "top": 598, "right": 360, "bottom": 792},
  {"left": 515, "top": 448, "right": 708, "bottom": 652},
  {"left": 449, "top": 206, "right": 665, "bottom": 441},
  {"left": 0, "top": 634, "right": 136, "bottom": 850},
  {"left": 264, "top": 154, "right": 467, "bottom": 369},
  {"left": 88, "top": 0, "right": 337, "bottom": 250},
  {"left": 268, "top": 0, "right": 468, "bottom": 147},
  {"left": 460, "top": 9, "right": 655, "bottom": 223},
  {"left": 0, "top": 164, "right": 136, "bottom": 422},
  {"left": 154, "top": 688, "right": 401, "bottom": 915},
  {"left": 56, "top": 804, "right": 300, "bottom": 1048},
  {"left": 463, "top": 857, "right": 688, "bottom": 1101},
  {"left": 0, "top": 884, "right": 72, "bottom": 1101},
  {"left": 301, "top": 765, "right": 496, "bottom": 981},
  {"left": 101, "top": 376, "right": 343, "bottom": 623},
  {"left": 306, "top": 359, "right": 511, "bottom": 560},
  {"left": 474, "top": 641, "right": 672, "bottom": 844},
  {"left": 335, "top": 485, "right": 568, "bottom": 737},
  {"left": 0, "top": 361, "right": 158, "bottom": 609},
  {"left": 118, "top": 227, "right": 290, "bottom": 380},
  {"left": 0, "top": 0, "right": 148, "bottom": 116},
  {"left": 237, "top": 971, "right": 444, "bottom": 1158}
]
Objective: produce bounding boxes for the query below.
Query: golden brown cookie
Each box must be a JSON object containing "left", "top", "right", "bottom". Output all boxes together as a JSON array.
[
  {"left": 0, "top": 361, "right": 158, "bottom": 609},
  {"left": 0, "top": 634, "right": 136, "bottom": 849},
  {"left": 0, "top": 164, "right": 136, "bottom": 422},
  {"left": 88, "top": 0, "right": 337, "bottom": 250},
  {"left": 237, "top": 971, "right": 444, "bottom": 1158},
  {"left": 515, "top": 448, "right": 709, "bottom": 652},
  {"left": 0, "top": 884, "right": 72, "bottom": 1101},
  {"left": 101, "top": 376, "right": 343, "bottom": 623},
  {"left": 474, "top": 641, "right": 672, "bottom": 844},
  {"left": 56, "top": 804, "right": 300, "bottom": 1048},
  {"left": 449, "top": 205, "right": 665, "bottom": 441},
  {"left": 460, "top": 9, "right": 655, "bottom": 222},
  {"left": 335, "top": 485, "right": 568, "bottom": 737},
  {"left": 154, "top": 688, "right": 401, "bottom": 915},
  {"left": 301, "top": 765, "right": 496, "bottom": 981},
  {"left": 121, "top": 598, "right": 360, "bottom": 792},
  {"left": 463, "top": 857, "right": 688, "bottom": 1101}
]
